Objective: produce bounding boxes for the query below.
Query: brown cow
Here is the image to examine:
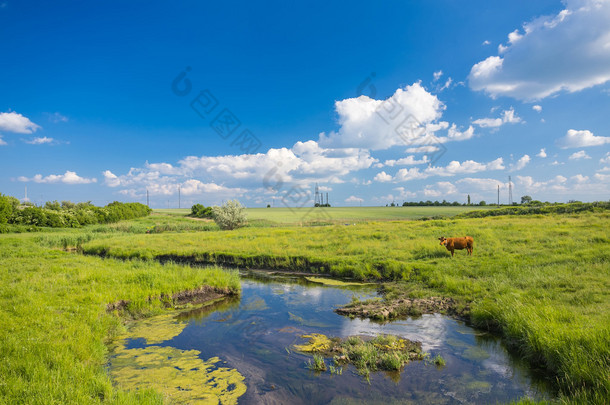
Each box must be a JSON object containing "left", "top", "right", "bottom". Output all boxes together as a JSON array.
[{"left": 438, "top": 236, "right": 474, "bottom": 257}]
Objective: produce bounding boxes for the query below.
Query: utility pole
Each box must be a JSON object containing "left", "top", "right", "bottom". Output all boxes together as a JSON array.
[
  {"left": 146, "top": 189, "right": 149, "bottom": 208},
  {"left": 497, "top": 184, "right": 500, "bottom": 206},
  {"left": 508, "top": 176, "right": 513, "bottom": 205},
  {"left": 178, "top": 186, "right": 181, "bottom": 209}
]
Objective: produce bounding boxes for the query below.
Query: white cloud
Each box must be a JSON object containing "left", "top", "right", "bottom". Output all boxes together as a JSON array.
[
  {"left": 537, "top": 148, "right": 547, "bottom": 158},
  {"left": 46, "top": 112, "right": 68, "bottom": 123},
  {"left": 600, "top": 152, "right": 610, "bottom": 164},
  {"left": 405, "top": 145, "right": 439, "bottom": 153},
  {"left": 571, "top": 174, "right": 589, "bottom": 183},
  {"left": 392, "top": 187, "right": 417, "bottom": 199},
  {"left": 318, "top": 82, "right": 447, "bottom": 150},
  {"left": 595, "top": 172, "right": 610, "bottom": 182},
  {"left": 433, "top": 70, "right": 443, "bottom": 81},
  {"left": 24, "top": 136, "right": 54, "bottom": 145},
  {"left": 473, "top": 108, "right": 522, "bottom": 128},
  {"left": 425, "top": 158, "right": 505, "bottom": 177},
  {"left": 469, "top": 0, "right": 610, "bottom": 100},
  {"left": 598, "top": 166, "right": 610, "bottom": 172},
  {"left": 385, "top": 157, "right": 505, "bottom": 182},
  {"left": 558, "top": 129, "right": 610, "bottom": 148},
  {"left": 517, "top": 175, "right": 568, "bottom": 193},
  {"left": 532, "top": 105, "right": 543, "bottom": 113},
  {"left": 103, "top": 140, "right": 377, "bottom": 200},
  {"left": 384, "top": 155, "right": 428, "bottom": 167},
  {"left": 569, "top": 150, "right": 592, "bottom": 160},
  {"left": 374, "top": 171, "right": 393, "bottom": 182},
  {"left": 0, "top": 136, "right": 6, "bottom": 146},
  {"left": 442, "top": 124, "right": 475, "bottom": 141},
  {"left": 457, "top": 177, "right": 505, "bottom": 190},
  {"left": 18, "top": 170, "right": 97, "bottom": 184},
  {"left": 510, "top": 154, "right": 531, "bottom": 171},
  {"left": 423, "top": 181, "right": 458, "bottom": 197},
  {"left": 345, "top": 195, "right": 364, "bottom": 204},
  {"left": 0, "top": 111, "right": 41, "bottom": 134}
]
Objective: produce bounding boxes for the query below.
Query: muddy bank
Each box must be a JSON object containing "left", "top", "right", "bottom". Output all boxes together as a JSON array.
[
  {"left": 335, "top": 296, "right": 469, "bottom": 322},
  {"left": 106, "top": 285, "right": 236, "bottom": 312}
]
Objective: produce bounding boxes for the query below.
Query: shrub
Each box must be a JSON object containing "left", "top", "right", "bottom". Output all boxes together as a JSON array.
[
  {"left": 212, "top": 200, "right": 247, "bottom": 230},
  {"left": 190, "top": 203, "right": 213, "bottom": 219},
  {"left": 0, "top": 193, "right": 18, "bottom": 224}
]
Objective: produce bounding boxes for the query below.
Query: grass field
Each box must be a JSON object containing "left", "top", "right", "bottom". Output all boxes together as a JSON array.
[
  {"left": 1, "top": 207, "right": 608, "bottom": 403},
  {"left": 155, "top": 205, "right": 493, "bottom": 224},
  {"left": 82, "top": 210, "right": 610, "bottom": 403},
  {"left": 0, "top": 232, "right": 239, "bottom": 404}
]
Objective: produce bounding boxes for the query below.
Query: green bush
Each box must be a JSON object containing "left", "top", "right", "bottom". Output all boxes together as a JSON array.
[
  {"left": 190, "top": 203, "right": 213, "bottom": 219},
  {"left": 0, "top": 193, "right": 152, "bottom": 230},
  {"left": 212, "top": 200, "right": 247, "bottom": 230}
]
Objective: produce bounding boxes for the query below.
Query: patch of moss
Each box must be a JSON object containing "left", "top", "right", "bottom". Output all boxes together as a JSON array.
[{"left": 293, "top": 333, "right": 426, "bottom": 379}]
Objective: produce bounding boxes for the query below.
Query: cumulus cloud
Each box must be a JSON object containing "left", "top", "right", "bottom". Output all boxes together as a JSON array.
[
  {"left": 569, "top": 150, "right": 592, "bottom": 160},
  {"left": 0, "top": 111, "right": 41, "bottom": 134},
  {"left": 345, "top": 195, "right": 364, "bottom": 204},
  {"left": 24, "top": 136, "right": 54, "bottom": 145},
  {"left": 18, "top": 170, "right": 97, "bottom": 184},
  {"left": 469, "top": 0, "right": 610, "bottom": 100},
  {"left": 517, "top": 175, "right": 568, "bottom": 193},
  {"left": 384, "top": 155, "right": 428, "bottom": 167},
  {"left": 510, "top": 154, "right": 531, "bottom": 171},
  {"left": 457, "top": 177, "right": 506, "bottom": 190},
  {"left": 423, "top": 181, "right": 458, "bottom": 197},
  {"left": 600, "top": 152, "right": 610, "bottom": 164},
  {"left": 532, "top": 105, "right": 543, "bottom": 113},
  {"left": 0, "top": 136, "right": 6, "bottom": 146},
  {"left": 433, "top": 70, "right": 443, "bottom": 81},
  {"left": 537, "top": 148, "right": 547, "bottom": 158},
  {"left": 571, "top": 174, "right": 589, "bottom": 183},
  {"left": 381, "top": 157, "right": 505, "bottom": 182},
  {"left": 319, "top": 83, "right": 445, "bottom": 150},
  {"left": 405, "top": 145, "right": 439, "bottom": 153},
  {"left": 102, "top": 140, "right": 377, "bottom": 201},
  {"left": 374, "top": 171, "right": 393, "bottom": 182},
  {"left": 473, "top": 108, "right": 523, "bottom": 128},
  {"left": 558, "top": 129, "right": 610, "bottom": 148}
]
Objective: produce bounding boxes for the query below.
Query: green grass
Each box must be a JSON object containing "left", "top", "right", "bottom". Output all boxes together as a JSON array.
[
  {"left": 0, "top": 231, "right": 240, "bottom": 404},
  {"left": 153, "top": 206, "right": 492, "bottom": 224},
  {"left": 82, "top": 211, "right": 610, "bottom": 402}
]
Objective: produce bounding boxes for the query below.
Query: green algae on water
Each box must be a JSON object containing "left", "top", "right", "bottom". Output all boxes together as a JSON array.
[
  {"left": 305, "top": 276, "right": 372, "bottom": 287},
  {"left": 109, "top": 309, "right": 246, "bottom": 403},
  {"left": 110, "top": 345, "right": 246, "bottom": 404}
]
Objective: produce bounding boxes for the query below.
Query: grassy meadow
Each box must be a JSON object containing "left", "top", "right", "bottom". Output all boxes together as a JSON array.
[
  {"left": 81, "top": 209, "right": 610, "bottom": 403},
  {"left": 0, "top": 231, "right": 240, "bottom": 404},
  {"left": 1, "top": 206, "right": 608, "bottom": 403},
  {"left": 156, "top": 205, "right": 491, "bottom": 224}
]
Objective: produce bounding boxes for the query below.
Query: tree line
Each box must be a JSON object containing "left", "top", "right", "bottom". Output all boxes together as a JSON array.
[{"left": 0, "top": 193, "right": 151, "bottom": 232}]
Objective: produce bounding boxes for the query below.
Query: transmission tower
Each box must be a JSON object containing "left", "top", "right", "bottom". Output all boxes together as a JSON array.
[{"left": 314, "top": 183, "right": 321, "bottom": 206}]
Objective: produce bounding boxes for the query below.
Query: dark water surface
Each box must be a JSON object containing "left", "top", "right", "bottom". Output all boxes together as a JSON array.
[{"left": 128, "top": 271, "right": 555, "bottom": 404}]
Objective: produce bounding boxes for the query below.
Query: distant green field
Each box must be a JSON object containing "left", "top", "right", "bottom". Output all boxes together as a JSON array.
[{"left": 154, "top": 206, "right": 493, "bottom": 223}]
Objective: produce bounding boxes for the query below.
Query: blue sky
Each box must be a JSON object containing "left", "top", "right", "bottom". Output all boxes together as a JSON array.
[{"left": 1, "top": 0, "right": 609, "bottom": 208}]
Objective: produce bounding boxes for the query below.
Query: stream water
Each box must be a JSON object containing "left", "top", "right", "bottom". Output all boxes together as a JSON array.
[{"left": 113, "top": 271, "right": 555, "bottom": 404}]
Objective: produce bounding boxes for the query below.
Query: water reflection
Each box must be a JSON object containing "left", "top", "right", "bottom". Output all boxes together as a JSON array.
[{"left": 143, "top": 272, "right": 556, "bottom": 403}]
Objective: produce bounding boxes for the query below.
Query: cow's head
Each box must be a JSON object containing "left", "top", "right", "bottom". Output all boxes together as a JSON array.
[{"left": 438, "top": 237, "right": 447, "bottom": 246}]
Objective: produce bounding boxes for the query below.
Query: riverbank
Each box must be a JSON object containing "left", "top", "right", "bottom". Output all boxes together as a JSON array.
[
  {"left": 0, "top": 233, "right": 240, "bottom": 404},
  {"left": 81, "top": 211, "right": 610, "bottom": 403}
]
